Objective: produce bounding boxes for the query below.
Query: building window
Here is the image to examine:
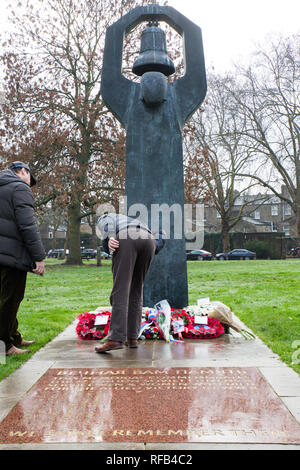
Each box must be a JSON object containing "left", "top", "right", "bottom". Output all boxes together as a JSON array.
[
  {"left": 284, "top": 205, "right": 292, "bottom": 216},
  {"left": 271, "top": 205, "right": 278, "bottom": 216},
  {"left": 49, "top": 232, "right": 53, "bottom": 239},
  {"left": 254, "top": 210, "right": 260, "bottom": 220},
  {"left": 271, "top": 222, "right": 278, "bottom": 232},
  {"left": 283, "top": 225, "right": 290, "bottom": 236}
]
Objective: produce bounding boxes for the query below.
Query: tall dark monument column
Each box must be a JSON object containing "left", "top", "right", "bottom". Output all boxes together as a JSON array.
[{"left": 101, "top": 5, "right": 206, "bottom": 308}]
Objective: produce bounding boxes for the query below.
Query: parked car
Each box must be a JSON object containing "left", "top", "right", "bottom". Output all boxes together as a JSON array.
[
  {"left": 215, "top": 249, "right": 256, "bottom": 260},
  {"left": 48, "top": 249, "right": 65, "bottom": 258},
  {"left": 101, "top": 251, "right": 112, "bottom": 259},
  {"left": 81, "top": 249, "right": 97, "bottom": 259},
  {"left": 186, "top": 249, "right": 212, "bottom": 261},
  {"left": 287, "top": 247, "right": 300, "bottom": 258}
]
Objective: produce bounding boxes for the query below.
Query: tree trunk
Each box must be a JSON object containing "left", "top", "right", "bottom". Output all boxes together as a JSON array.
[
  {"left": 296, "top": 187, "right": 300, "bottom": 237},
  {"left": 63, "top": 237, "right": 68, "bottom": 261},
  {"left": 90, "top": 214, "right": 98, "bottom": 249},
  {"left": 96, "top": 250, "right": 102, "bottom": 267},
  {"left": 91, "top": 214, "right": 102, "bottom": 266},
  {"left": 51, "top": 232, "right": 57, "bottom": 250},
  {"left": 65, "top": 203, "right": 82, "bottom": 265},
  {"left": 296, "top": 210, "right": 300, "bottom": 238},
  {"left": 221, "top": 222, "right": 230, "bottom": 253}
]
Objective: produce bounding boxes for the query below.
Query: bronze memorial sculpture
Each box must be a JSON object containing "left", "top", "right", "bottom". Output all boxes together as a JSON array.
[{"left": 101, "top": 4, "right": 206, "bottom": 308}]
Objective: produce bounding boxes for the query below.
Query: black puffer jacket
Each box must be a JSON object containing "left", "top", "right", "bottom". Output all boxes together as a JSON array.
[{"left": 0, "top": 169, "right": 46, "bottom": 271}]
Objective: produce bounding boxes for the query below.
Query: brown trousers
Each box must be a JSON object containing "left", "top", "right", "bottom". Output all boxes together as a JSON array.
[{"left": 107, "top": 227, "right": 156, "bottom": 343}]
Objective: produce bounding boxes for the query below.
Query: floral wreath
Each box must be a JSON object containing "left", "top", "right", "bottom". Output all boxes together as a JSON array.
[
  {"left": 76, "top": 308, "right": 224, "bottom": 341},
  {"left": 76, "top": 311, "right": 111, "bottom": 340}
]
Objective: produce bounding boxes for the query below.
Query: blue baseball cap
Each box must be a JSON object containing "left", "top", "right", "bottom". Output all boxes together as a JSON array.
[{"left": 9, "top": 161, "right": 37, "bottom": 186}]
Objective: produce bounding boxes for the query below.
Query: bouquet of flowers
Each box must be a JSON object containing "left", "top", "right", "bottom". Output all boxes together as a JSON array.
[
  {"left": 207, "top": 301, "right": 255, "bottom": 339},
  {"left": 153, "top": 300, "right": 172, "bottom": 342},
  {"left": 138, "top": 300, "right": 172, "bottom": 341},
  {"left": 139, "top": 309, "right": 164, "bottom": 340}
]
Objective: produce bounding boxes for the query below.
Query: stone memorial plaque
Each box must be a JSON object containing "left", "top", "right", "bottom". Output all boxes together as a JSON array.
[{"left": 0, "top": 367, "right": 299, "bottom": 444}]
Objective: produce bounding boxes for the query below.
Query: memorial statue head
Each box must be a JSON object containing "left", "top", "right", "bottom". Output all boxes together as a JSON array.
[
  {"left": 132, "top": 21, "right": 175, "bottom": 77},
  {"left": 141, "top": 71, "right": 167, "bottom": 106}
]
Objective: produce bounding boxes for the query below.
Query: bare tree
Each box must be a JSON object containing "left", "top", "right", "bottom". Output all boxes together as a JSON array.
[
  {"left": 0, "top": 0, "right": 132, "bottom": 264},
  {"left": 0, "top": 0, "right": 184, "bottom": 264},
  {"left": 185, "top": 73, "right": 267, "bottom": 251},
  {"left": 227, "top": 34, "right": 300, "bottom": 235},
  {"left": 38, "top": 202, "right": 68, "bottom": 253}
]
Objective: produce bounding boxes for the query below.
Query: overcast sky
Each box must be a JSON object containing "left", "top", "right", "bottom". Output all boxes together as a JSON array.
[
  {"left": 0, "top": 0, "right": 299, "bottom": 73},
  {"left": 168, "top": 0, "right": 300, "bottom": 71}
]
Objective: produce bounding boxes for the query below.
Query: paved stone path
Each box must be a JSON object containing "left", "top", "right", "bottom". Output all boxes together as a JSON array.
[{"left": 0, "top": 314, "right": 300, "bottom": 450}]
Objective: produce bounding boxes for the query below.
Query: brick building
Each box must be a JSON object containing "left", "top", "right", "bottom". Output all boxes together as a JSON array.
[{"left": 203, "top": 186, "right": 296, "bottom": 238}]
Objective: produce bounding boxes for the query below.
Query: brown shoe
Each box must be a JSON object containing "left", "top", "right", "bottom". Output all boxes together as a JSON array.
[
  {"left": 95, "top": 340, "right": 123, "bottom": 353},
  {"left": 20, "top": 339, "right": 35, "bottom": 346},
  {"left": 125, "top": 339, "right": 138, "bottom": 348},
  {"left": 6, "top": 346, "right": 30, "bottom": 356}
]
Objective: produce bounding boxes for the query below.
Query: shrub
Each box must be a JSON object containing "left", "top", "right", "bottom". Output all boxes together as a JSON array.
[{"left": 245, "top": 240, "right": 272, "bottom": 259}]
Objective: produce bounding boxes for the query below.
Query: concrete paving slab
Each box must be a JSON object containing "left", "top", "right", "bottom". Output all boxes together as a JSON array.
[
  {"left": 145, "top": 443, "right": 300, "bottom": 450},
  {"left": 259, "top": 367, "right": 300, "bottom": 397},
  {"left": 32, "top": 340, "right": 154, "bottom": 362},
  {"left": 52, "top": 360, "right": 154, "bottom": 368},
  {"left": 0, "top": 442, "right": 145, "bottom": 450},
  {"left": 280, "top": 397, "right": 300, "bottom": 424},
  {"left": 152, "top": 334, "right": 282, "bottom": 365},
  {"left": 0, "top": 360, "right": 53, "bottom": 398},
  {"left": 0, "top": 397, "right": 21, "bottom": 422},
  {"left": 0, "top": 442, "right": 299, "bottom": 450}
]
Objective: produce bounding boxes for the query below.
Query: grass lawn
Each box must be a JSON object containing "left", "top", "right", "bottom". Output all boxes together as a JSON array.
[
  {"left": 0, "top": 258, "right": 299, "bottom": 381},
  {"left": 188, "top": 259, "right": 300, "bottom": 376}
]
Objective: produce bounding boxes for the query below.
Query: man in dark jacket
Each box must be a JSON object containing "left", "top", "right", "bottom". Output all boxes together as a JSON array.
[
  {"left": 95, "top": 213, "right": 165, "bottom": 353},
  {"left": 0, "top": 162, "right": 46, "bottom": 356}
]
